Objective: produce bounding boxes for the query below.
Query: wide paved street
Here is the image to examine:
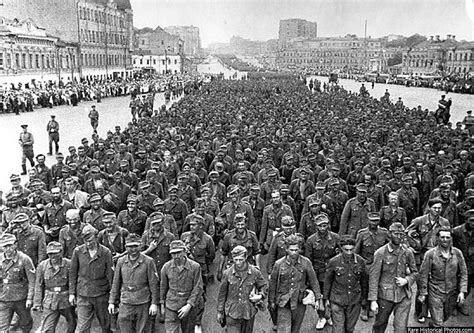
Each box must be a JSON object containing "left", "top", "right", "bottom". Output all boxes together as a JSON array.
[{"left": 2, "top": 84, "right": 473, "bottom": 332}]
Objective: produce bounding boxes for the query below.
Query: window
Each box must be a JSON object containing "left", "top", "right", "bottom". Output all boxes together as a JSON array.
[
  {"left": 36, "top": 54, "right": 40, "bottom": 68},
  {"left": 0, "top": 53, "right": 3, "bottom": 69},
  {"left": 23, "top": 53, "right": 28, "bottom": 68}
]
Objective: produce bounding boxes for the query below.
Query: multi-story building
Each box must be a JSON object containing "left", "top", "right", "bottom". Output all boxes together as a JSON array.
[
  {"left": 277, "top": 36, "right": 383, "bottom": 73},
  {"left": 278, "top": 19, "right": 317, "bottom": 43},
  {"left": 402, "top": 35, "right": 458, "bottom": 76},
  {"left": 134, "top": 26, "right": 183, "bottom": 55},
  {"left": 132, "top": 51, "right": 182, "bottom": 75},
  {"left": 446, "top": 40, "right": 474, "bottom": 76},
  {"left": 0, "top": 17, "right": 76, "bottom": 86},
  {"left": 164, "top": 26, "right": 201, "bottom": 56},
  {"left": 1, "top": 0, "right": 134, "bottom": 82}
]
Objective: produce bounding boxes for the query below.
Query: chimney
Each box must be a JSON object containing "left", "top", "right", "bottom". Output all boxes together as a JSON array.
[{"left": 435, "top": 35, "right": 440, "bottom": 42}]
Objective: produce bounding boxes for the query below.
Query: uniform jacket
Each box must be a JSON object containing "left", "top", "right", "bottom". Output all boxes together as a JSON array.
[
  {"left": 141, "top": 229, "right": 176, "bottom": 273},
  {"left": 83, "top": 207, "right": 113, "bottom": 231},
  {"left": 324, "top": 253, "right": 368, "bottom": 306},
  {"left": 0, "top": 251, "right": 35, "bottom": 302},
  {"left": 109, "top": 253, "right": 159, "bottom": 305},
  {"left": 43, "top": 199, "right": 74, "bottom": 231},
  {"left": 33, "top": 258, "right": 71, "bottom": 310},
  {"left": 354, "top": 227, "right": 390, "bottom": 264},
  {"left": 221, "top": 229, "right": 260, "bottom": 265},
  {"left": 339, "top": 197, "right": 377, "bottom": 237},
  {"left": 181, "top": 231, "right": 215, "bottom": 273},
  {"left": 59, "top": 224, "right": 85, "bottom": 259},
  {"left": 305, "top": 230, "right": 340, "bottom": 273},
  {"left": 379, "top": 206, "right": 407, "bottom": 229},
  {"left": 219, "top": 200, "right": 255, "bottom": 232},
  {"left": 260, "top": 203, "right": 294, "bottom": 247},
  {"left": 117, "top": 209, "right": 148, "bottom": 236},
  {"left": 16, "top": 225, "right": 47, "bottom": 267}
]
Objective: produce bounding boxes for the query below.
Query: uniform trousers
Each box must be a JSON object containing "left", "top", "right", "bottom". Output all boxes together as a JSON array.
[
  {"left": 164, "top": 306, "right": 199, "bottom": 333},
  {"left": 76, "top": 294, "right": 111, "bottom": 333},
  {"left": 276, "top": 302, "right": 306, "bottom": 333},
  {"left": 117, "top": 302, "right": 150, "bottom": 333},
  {"left": 41, "top": 307, "right": 76, "bottom": 333},
  {"left": 226, "top": 315, "right": 255, "bottom": 333},
  {"left": 373, "top": 297, "right": 411, "bottom": 333},
  {"left": 428, "top": 290, "right": 457, "bottom": 327},
  {"left": 330, "top": 301, "right": 361, "bottom": 333},
  {"left": 0, "top": 299, "right": 33, "bottom": 332}
]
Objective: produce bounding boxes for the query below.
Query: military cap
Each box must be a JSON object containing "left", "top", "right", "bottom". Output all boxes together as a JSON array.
[
  {"left": 381, "top": 159, "right": 391, "bottom": 167},
  {"left": 151, "top": 161, "right": 160, "bottom": 168},
  {"left": 13, "top": 213, "right": 29, "bottom": 224},
  {"left": 46, "top": 241, "right": 63, "bottom": 254},
  {"left": 354, "top": 160, "right": 364, "bottom": 166},
  {"left": 177, "top": 173, "right": 188, "bottom": 180},
  {"left": 68, "top": 146, "right": 76, "bottom": 151},
  {"left": 88, "top": 193, "right": 101, "bottom": 203},
  {"left": 30, "top": 179, "right": 43, "bottom": 187},
  {"left": 215, "top": 162, "right": 224, "bottom": 169},
  {"left": 195, "top": 197, "right": 205, "bottom": 206},
  {"left": 149, "top": 212, "right": 164, "bottom": 224},
  {"left": 168, "top": 185, "right": 178, "bottom": 193},
  {"left": 328, "top": 177, "right": 340, "bottom": 186},
  {"left": 125, "top": 234, "right": 141, "bottom": 246},
  {"left": 237, "top": 173, "right": 248, "bottom": 180},
  {"left": 90, "top": 159, "right": 99, "bottom": 166},
  {"left": 403, "top": 156, "right": 412, "bottom": 162},
  {"left": 209, "top": 171, "right": 219, "bottom": 177},
  {"left": 20, "top": 124, "right": 28, "bottom": 129},
  {"left": 401, "top": 174, "right": 413, "bottom": 181},
  {"left": 6, "top": 191, "right": 20, "bottom": 200},
  {"left": 309, "top": 196, "right": 321, "bottom": 206},
  {"left": 169, "top": 240, "right": 186, "bottom": 253},
  {"left": 102, "top": 212, "right": 116, "bottom": 222},
  {"left": 231, "top": 245, "right": 248, "bottom": 258},
  {"left": 138, "top": 181, "right": 151, "bottom": 189},
  {"left": 356, "top": 183, "right": 368, "bottom": 192},
  {"left": 189, "top": 214, "right": 204, "bottom": 225},
  {"left": 137, "top": 147, "right": 146, "bottom": 154},
  {"left": 299, "top": 167, "right": 309, "bottom": 175},
  {"left": 150, "top": 196, "right": 163, "bottom": 206},
  {"left": 119, "top": 160, "right": 129, "bottom": 167},
  {"left": 438, "top": 182, "right": 451, "bottom": 191},
  {"left": 106, "top": 149, "right": 115, "bottom": 155},
  {"left": 368, "top": 212, "right": 381, "bottom": 220},
  {"left": 315, "top": 181, "right": 326, "bottom": 190},
  {"left": 464, "top": 209, "right": 474, "bottom": 218},
  {"left": 234, "top": 212, "right": 246, "bottom": 221},
  {"left": 279, "top": 184, "right": 290, "bottom": 193},
  {"left": 331, "top": 165, "right": 341, "bottom": 172},
  {"left": 227, "top": 185, "right": 239, "bottom": 195},
  {"left": 9, "top": 174, "right": 20, "bottom": 181},
  {"left": 389, "top": 222, "right": 405, "bottom": 232},
  {"left": 113, "top": 171, "right": 122, "bottom": 178},
  {"left": 465, "top": 189, "right": 474, "bottom": 199},
  {"left": 314, "top": 213, "right": 330, "bottom": 225},
  {"left": 440, "top": 175, "right": 454, "bottom": 184},
  {"left": 81, "top": 138, "right": 89, "bottom": 143},
  {"left": 81, "top": 224, "right": 98, "bottom": 240},
  {"left": 200, "top": 186, "right": 211, "bottom": 193},
  {"left": 0, "top": 233, "right": 17, "bottom": 247},
  {"left": 339, "top": 235, "right": 356, "bottom": 247},
  {"left": 250, "top": 183, "right": 260, "bottom": 191},
  {"left": 281, "top": 216, "right": 295, "bottom": 227},
  {"left": 56, "top": 152, "right": 64, "bottom": 158},
  {"left": 90, "top": 165, "right": 100, "bottom": 173},
  {"left": 267, "top": 169, "right": 277, "bottom": 177}
]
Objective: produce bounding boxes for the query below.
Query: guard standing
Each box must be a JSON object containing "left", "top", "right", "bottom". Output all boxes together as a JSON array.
[
  {"left": 108, "top": 234, "right": 159, "bottom": 333},
  {"left": 0, "top": 233, "right": 35, "bottom": 332},
  {"left": 19, "top": 124, "right": 35, "bottom": 175},
  {"left": 46, "top": 115, "right": 60, "bottom": 156},
  {"left": 33, "top": 242, "right": 76, "bottom": 333},
  {"left": 88, "top": 105, "right": 99, "bottom": 133}
]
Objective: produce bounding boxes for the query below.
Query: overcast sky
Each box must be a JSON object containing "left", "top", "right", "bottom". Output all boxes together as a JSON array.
[{"left": 130, "top": 0, "right": 474, "bottom": 47}]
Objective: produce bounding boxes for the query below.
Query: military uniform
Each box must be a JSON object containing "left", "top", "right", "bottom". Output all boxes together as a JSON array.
[
  {"left": 83, "top": 207, "right": 112, "bottom": 231},
  {"left": 0, "top": 250, "right": 35, "bottom": 332},
  {"left": 259, "top": 203, "right": 294, "bottom": 250},
  {"left": 58, "top": 224, "right": 85, "bottom": 259},
  {"left": 33, "top": 254, "right": 76, "bottom": 332},
  {"left": 43, "top": 199, "right": 74, "bottom": 242},
  {"left": 324, "top": 253, "right": 368, "bottom": 333},
  {"left": 136, "top": 192, "right": 158, "bottom": 216},
  {"left": 354, "top": 227, "right": 390, "bottom": 265},
  {"left": 16, "top": 224, "right": 47, "bottom": 267},
  {"left": 163, "top": 198, "right": 189, "bottom": 236},
  {"left": 221, "top": 229, "right": 260, "bottom": 266},
  {"left": 339, "top": 197, "right": 377, "bottom": 237},
  {"left": 141, "top": 229, "right": 176, "bottom": 273},
  {"left": 379, "top": 206, "right": 407, "bottom": 229},
  {"left": 117, "top": 208, "right": 148, "bottom": 236},
  {"left": 219, "top": 200, "right": 256, "bottom": 232}
]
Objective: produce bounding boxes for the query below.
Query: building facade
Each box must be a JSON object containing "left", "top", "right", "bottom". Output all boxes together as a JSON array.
[
  {"left": 1, "top": 0, "right": 134, "bottom": 83},
  {"left": 277, "top": 36, "right": 383, "bottom": 73},
  {"left": 134, "top": 26, "right": 183, "bottom": 55},
  {"left": 197, "top": 55, "right": 247, "bottom": 80},
  {"left": 164, "top": 26, "right": 201, "bottom": 56},
  {"left": 0, "top": 17, "right": 77, "bottom": 86},
  {"left": 132, "top": 52, "right": 182, "bottom": 74},
  {"left": 446, "top": 41, "right": 474, "bottom": 76},
  {"left": 278, "top": 19, "right": 317, "bottom": 43}
]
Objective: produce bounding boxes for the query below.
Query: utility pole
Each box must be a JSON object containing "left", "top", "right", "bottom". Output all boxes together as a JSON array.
[{"left": 364, "top": 20, "right": 368, "bottom": 72}]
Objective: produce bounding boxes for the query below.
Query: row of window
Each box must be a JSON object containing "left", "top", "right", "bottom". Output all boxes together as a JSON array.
[
  {"left": 78, "top": 6, "right": 125, "bottom": 28},
  {"left": 80, "top": 29, "right": 126, "bottom": 45},
  {"left": 282, "top": 52, "right": 379, "bottom": 57},
  {"left": 283, "top": 58, "right": 365, "bottom": 64},
  {"left": 448, "top": 53, "right": 472, "bottom": 61},
  {"left": 133, "top": 58, "right": 177, "bottom": 65},
  {"left": 0, "top": 52, "right": 75, "bottom": 70},
  {"left": 446, "top": 66, "right": 472, "bottom": 73},
  {"left": 82, "top": 53, "right": 126, "bottom": 67}
]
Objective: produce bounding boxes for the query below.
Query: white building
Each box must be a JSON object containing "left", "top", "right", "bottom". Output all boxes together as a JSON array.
[
  {"left": 132, "top": 53, "right": 182, "bottom": 74},
  {"left": 197, "top": 55, "right": 248, "bottom": 80}
]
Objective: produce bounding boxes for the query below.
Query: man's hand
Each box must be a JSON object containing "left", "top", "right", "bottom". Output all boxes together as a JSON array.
[
  {"left": 108, "top": 304, "right": 115, "bottom": 315},
  {"left": 25, "top": 300, "right": 33, "bottom": 309},
  {"left": 395, "top": 277, "right": 408, "bottom": 287},
  {"left": 147, "top": 240, "right": 158, "bottom": 252},
  {"left": 314, "top": 299, "right": 321, "bottom": 311},
  {"left": 69, "top": 295, "right": 76, "bottom": 306},
  {"left": 457, "top": 292, "right": 465, "bottom": 304},
  {"left": 178, "top": 303, "right": 192, "bottom": 319},
  {"left": 149, "top": 304, "right": 158, "bottom": 316},
  {"left": 418, "top": 295, "right": 426, "bottom": 303},
  {"left": 217, "top": 312, "right": 225, "bottom": 325},
  {"left": 32, "top": 305, "right": 43, "bottom": 312},
  {"left": 370, "top": 301, "right": 378, "bottom": 314},
  {"left": 268, "top": 302, "right": 276, "bottom": 311}
]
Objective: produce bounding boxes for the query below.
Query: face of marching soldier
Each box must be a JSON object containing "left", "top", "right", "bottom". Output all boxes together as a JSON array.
[
  {"left": 66, "top": 214, "right": 81, "bottom": 229},
  {"left": 316, "top": 221, "right": 329, "bottom": 234},
  {"left": 234, "top": 218, "right": 246, "bottom": 232},
  {"left": 233, "top": 255, "right": 247, "bottom": 270},
  {"left": 390, "top": 231, "right": 404, "bottom": 246},
  {"left": 84, "top": 236, "right": 98, "bottom": 250},
  {"left": 190, "top": 221, "right": 201, "bottom": 234},
  {"left": 126, "top": 244, "right": 140, "bottom": 259},
  {"left": 286, "top": 244, "right": 300, "bottom": 261},
  {"left": 440, "top": 188, "right": 450, "bottom": 200},
  {"left": 103, "top": 218, "right": 116, "bottom": 232},
  {"left": 3, "top": 243, "right": 17, "bottom": 258},
  {"left": 228, "top": 191, "right": 239, "bottom": 203},
  {"left": 356, "top": 189, "right": 367, "bottom": 202},
  {"left": 388, "top": 193, "right": 399, "bottom": 206},
  {"left": 150, "top": 219, "right": 164, "bottom": 234},
  {"left": 164, "top": 151, "right": 171, "bottom": 162},
  {"left": 90, "top": 199, "right": 101, "bottom": 210},
  {"left": 49, "top": 251, "right": 62, "bottom": 264},
  {"left": 171, "top": 249, "right": 186, "bottom": 265},
  {"left": 429, "top": 203, "right": 442, "bottom": 217},
  {"left": 283, "top": 224, "right": 295, "bottom": 236},
  {"left": 368, "top": 218, "right": 380, "bottom": 230},
  {"left": 51, "top": 188, "right": 61, "bottom": 203},
  {"left": 438, "top": 230, "right": 452, "bottom": 249},
  {"left": 127, "top": 200, "right": 137, "bottom": 212},
  {"left": 271, "top": 192, "right": 281, "bottom": 205},
  {"left": 341, "top": 244, "right": 355, "bottom": 259}
]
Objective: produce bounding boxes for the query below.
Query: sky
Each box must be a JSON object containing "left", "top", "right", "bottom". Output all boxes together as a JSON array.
[{"left": 130, "top": 0, "right": 474, "bottom": 47}]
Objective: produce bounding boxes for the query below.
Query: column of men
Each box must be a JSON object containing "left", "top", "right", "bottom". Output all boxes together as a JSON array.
[{"left": 0, "top": 138, "right": 472, "bottom": 332}]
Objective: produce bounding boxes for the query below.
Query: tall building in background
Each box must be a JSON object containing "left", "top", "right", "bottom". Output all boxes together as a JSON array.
[
  {"left": 164, "top": 26, "right": 201, "bottom": 56},
  {"left": 279, "top": 19, "right": 317, "bottom": 43},
  {"left": 1, "top": 0, "right": 134, "bottom": 83}
]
